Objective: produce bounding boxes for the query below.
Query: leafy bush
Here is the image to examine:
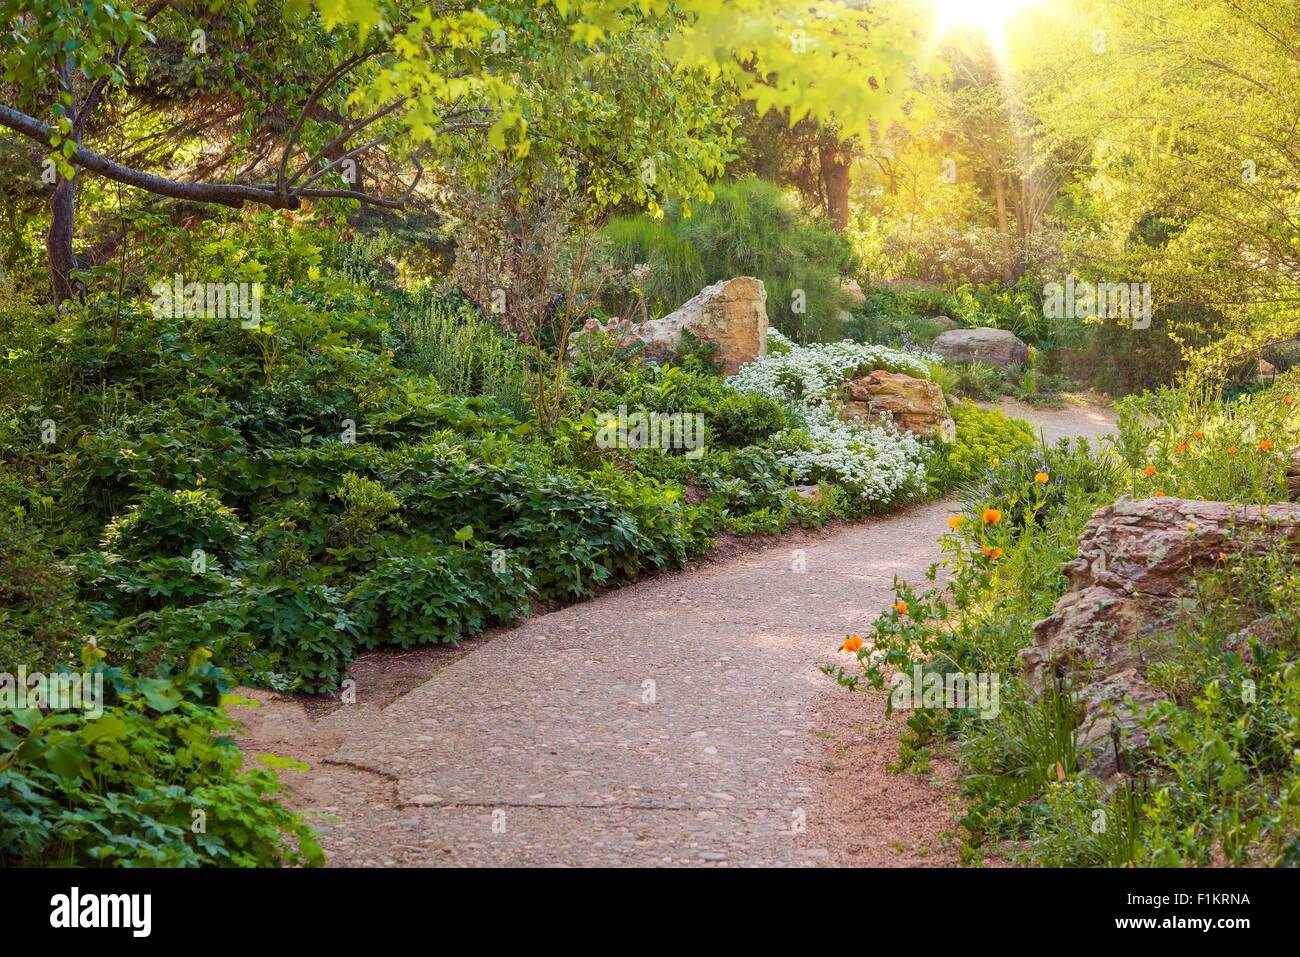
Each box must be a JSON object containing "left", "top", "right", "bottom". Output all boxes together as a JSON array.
[
  {"left": 106, "top": 577, "right": 357, "bottom": 693},
  {"left": 350, "top": 543, "right": 532, "bottom": 649},
  {"left": 948, "top": 362, "right": 1005, "bottom": 401},
  {"left": 930, "top": 401, "right": 1036, "bottom": 490},
  {"left": 400, "top": 291, "right": 532, "bottom": 415},
  {"left": 0, "top": 516, "right": 85, "bottom": 671},
  {"left": 601, "top": 177, "right": 857, "bottom": 341},
  {"left": 1114, "top": 382, "right": 1297, "bottom": 503},
  {"left": 0, "top": 649, "right": 322, "bottom": 867},
  {"left": 843, "top": 286, "right": 959, "bottom": 349},
  {"left": 102, "top": 488, "right": 250, "bottom": 565}
]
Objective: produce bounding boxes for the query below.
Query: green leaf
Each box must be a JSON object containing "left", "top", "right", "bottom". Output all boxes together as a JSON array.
[
  {"left": 136, "top": 678, "right": 183, "bottom": 713},
  {"left": 80, "top": 715, "right": 128, "bottom": 744},
  {"left": 44, "top": 737, "right": 88, "bottom": 780}
]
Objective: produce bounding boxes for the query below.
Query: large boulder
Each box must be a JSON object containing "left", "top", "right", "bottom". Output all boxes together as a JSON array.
[
  {"left": 841, "top": 279, "right": 866, "bottom": 306},
  {"left": 842, "top": 370, "right": 955, "bottom": 441},
  {"left": 930, "top": 327, "right": 1028, "bottom": 370},
  {"left": 1022, "top": 496, "right": 1300, "bottom": 778},
  {"left": 574, "top": 277, "right": 767, "bottom": 375}
]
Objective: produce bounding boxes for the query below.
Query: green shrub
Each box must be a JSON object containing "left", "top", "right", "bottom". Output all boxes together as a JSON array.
[
  {"left": 930, "top": 401, "right": 1036, "bottom": 490},
  {"left": 350, "top": 543, "right": 532, "bottom": 649},
  {"left": 0, "top": 516, "right": 85, "bottom": 671},
  {"left": 107, "top": 577, "right": 357, "bottom": 693},
  {"left": 948, "top": 362, "right": 1005, "bottom": 401},
  {"left": 0, "top": 650, "right": 323, "bottom": 867},
  {"left": 101, "top": 488, "right": 250, "bottom": 565},
  {"left": 401, "top": 292, "right": 531, "bottom": 415}
]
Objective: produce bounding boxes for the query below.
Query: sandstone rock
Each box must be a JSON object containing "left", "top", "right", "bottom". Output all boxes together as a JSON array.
[
  {"left": 841, "top": 279, "right": 866, "bottom": 306},
  {"left": 929, "top": 315, "right": 958, "bottom": 332},
  {"left": 1287, "top": 447, "right": 1300, "bottom": 500},
  {"left": 841, "top": 370, "right": 955, "bottom": 441},
  {"left": 1258, "top": 358, "right": 1277, "bottom": 379},
  {"left": 782, "top": 484, "right": 822, "bottom": 502},
  {"left": 573, "top": 277, "right": 767, "bottom": 375},
  {"left": 930, "top": 327, "right": 1029, "bottom": 370},
  {"left": 1022, "top": 496, "right": 1300, "bottom": 777}
]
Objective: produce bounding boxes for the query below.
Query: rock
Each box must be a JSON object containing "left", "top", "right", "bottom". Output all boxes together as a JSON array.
[
  {"left": 781, "top": 484, "right": 822, "bottom": 502},
  {"left": 841, "top": 370, "right": 955, "bottom": 441},
  {"left": 930, "top": 327, "right": 1029, "bottom": 370},
  {"left": 837, "top": 309, "right": 855, "bottom": 324},
  {"left": 1258, "top": 358, "right": 1277, "bottom": 379},
  {"left": 841, "top": 279, "right": 866, "bottom": 306},
  {"left": 1022, "top": 496, "right": 1300, "bottom": 778},
  {"left": 573, "top": 277, "right": 767, "bottom": 375},
  {"left": 929, "top": 315, "right": 958, "bottom": 332}
]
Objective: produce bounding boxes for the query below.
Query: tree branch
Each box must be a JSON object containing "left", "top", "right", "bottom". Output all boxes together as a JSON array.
[{"left": 0, "top": 103, "right": 403, "bottom": 210}]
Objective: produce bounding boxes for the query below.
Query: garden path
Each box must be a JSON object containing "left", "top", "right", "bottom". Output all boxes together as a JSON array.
[{"left": 234, "top": 397, "right": 1114, "bottom": 866}]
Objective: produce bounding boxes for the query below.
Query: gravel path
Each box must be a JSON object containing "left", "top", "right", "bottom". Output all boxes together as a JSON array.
[{"left": 236, "top": 398, "right": 1115, "bottom": 867}]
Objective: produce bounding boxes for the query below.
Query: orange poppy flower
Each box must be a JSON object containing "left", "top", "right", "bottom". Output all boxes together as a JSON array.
[
  {"left": 990, "top": 547, "right": 1003, "bottom": 560},
  {"left": 842, "top": 635, "right": 864, "bottom": 653},
  {"left": 1155, "top": 489, "right": 1167, "bottom": 497},
  {"left": 948, "top": 515, "right": 966, "bottom": 530},
  {"left": 1260, "top": 440, "right": 1274, "bottom": 451},
  {"left": 1034, "top": 472, "right": 1049, "bottom": 484},
  {"left": 1175, "top": 442, "right": 1188, "bottom": 454},
  {"left": 1284, "top": 395, "right": 1294, "bottom": 405},
  {"left": 983, "top": 508, "right": 1002, "bottom": 524},
  {"left": 1142, "top": 465, "right": 1157, "bottom": 477},
  {"left": 893, "top": 600, "right": 909, "bottom": 616},
  {"left": 1193, "top": 430, "right": 1204, "bottom": 438},
  {"left": 1227, "top": 446, "right": 1237, "bottom": 454}
]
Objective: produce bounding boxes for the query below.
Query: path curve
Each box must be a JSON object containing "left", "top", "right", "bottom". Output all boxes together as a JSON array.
[{"left": 238, "top": 399, "right": 1114, "bottom": 867}]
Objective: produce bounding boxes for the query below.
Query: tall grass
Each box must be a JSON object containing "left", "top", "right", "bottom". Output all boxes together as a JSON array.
[
  {"left": 601, "top": 178, "right": 857, "bottom": 343},
  {"left": 403, "top": 295, "right": 531, "bottom": 415}
]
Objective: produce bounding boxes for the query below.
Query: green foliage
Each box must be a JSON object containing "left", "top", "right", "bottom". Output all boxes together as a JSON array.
[
  {"left": 930, "top": 401, "right": 1036, "bottom": 491},
  {"left": 102, "top": 488, "right": 250, "bottom": 565},
  {"left": 948, "top": 362, "right": 1005, "bottom": 402},
  {"left": 0, "top": 515, "right": 84, "bottom": 671},
  {"left": 350, "top": 544, "right": 531, "bottom": 649},
  {"left": 1114, "top": 382, "right": 1297, "bottom": 503},
  {"left": 601, "top": 178, "right": 858, "bottom": 341},
  {"left": 948, "top": 276, "right": 1076, "bottom": 350},
  {"left": 0, "top": 649, "right": 323, "bottom": 867},
  {"left": 844, "top": 286, "right": 957, "bottom": 350},
  {"left": 401, "top": 293, "right": 531, "bottom": 416}
]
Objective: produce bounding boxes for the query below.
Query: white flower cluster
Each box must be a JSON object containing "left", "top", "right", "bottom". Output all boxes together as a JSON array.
[
  {"left": 769, "top": 406, "right": 929, "bottom": 501},
  {"left": 730, "top": 331, "right": 933, "bottom": 499},
  {"left": 734, "top": 330, "right": 934, "bottom": 406}
]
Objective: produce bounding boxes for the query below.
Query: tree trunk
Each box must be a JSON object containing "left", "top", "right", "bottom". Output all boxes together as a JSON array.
[
  {"left": 48, "top": 172, "right": 84, "bottom": 307},
  {"left": 993, "top": 171, "right": 1013, "bottom": 284},
  {"left": 819, "top": 140, "right": 853, "bottom": 232}
]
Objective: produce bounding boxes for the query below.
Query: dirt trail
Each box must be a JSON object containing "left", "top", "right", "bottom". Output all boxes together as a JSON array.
[{"left": 233, "top": 397, "right": 1114, "bottom": 867}]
